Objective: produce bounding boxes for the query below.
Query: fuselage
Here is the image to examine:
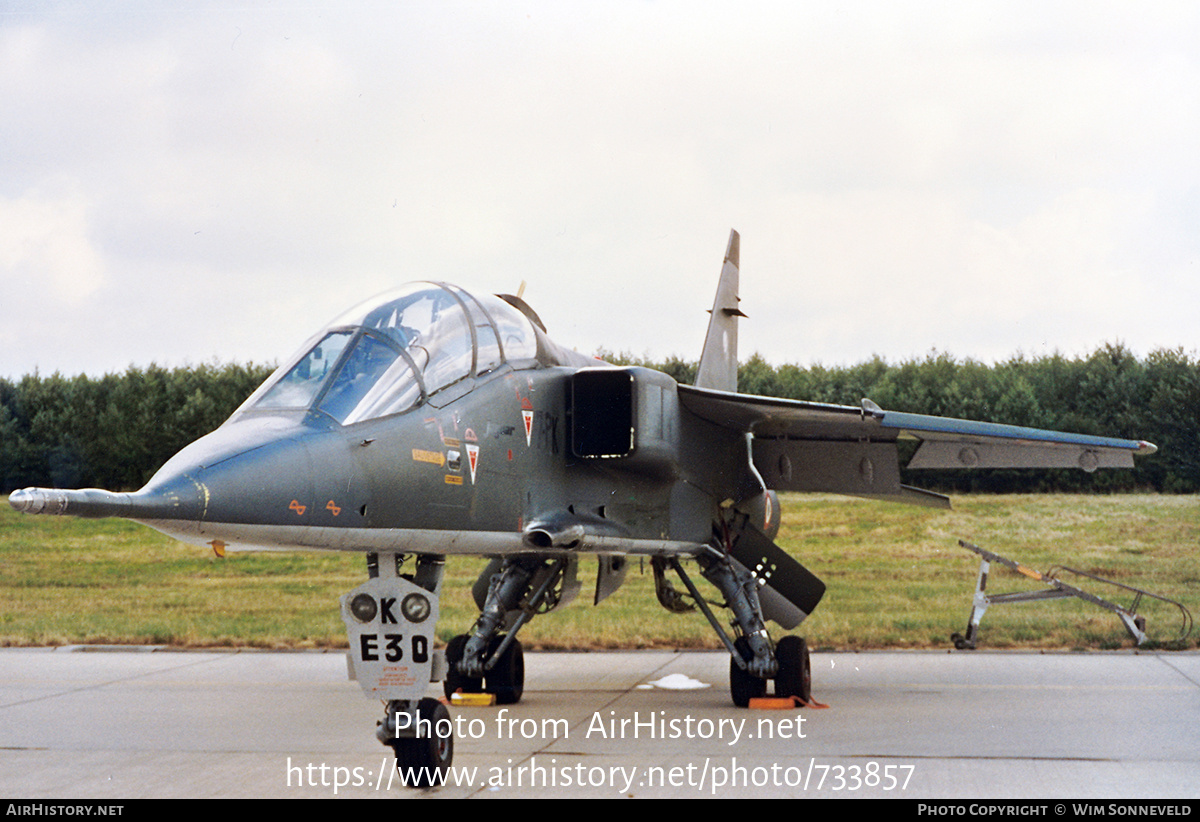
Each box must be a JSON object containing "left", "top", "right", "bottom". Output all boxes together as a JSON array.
[{"left": 9, "top": 282, "right": 771, "bottom": 559}]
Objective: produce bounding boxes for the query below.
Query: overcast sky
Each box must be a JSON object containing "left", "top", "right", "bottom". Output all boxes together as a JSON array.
[{"left": 2, "top": 1, "right": 1197, "bottom": 381}]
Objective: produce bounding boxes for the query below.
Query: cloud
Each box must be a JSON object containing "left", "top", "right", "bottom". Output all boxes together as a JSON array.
[
  {"left": 1, "top": 2, "right": 1197, "bottom": 379},
  {"left": 0, "top": 186, "right": 106, "bottom": 303}
]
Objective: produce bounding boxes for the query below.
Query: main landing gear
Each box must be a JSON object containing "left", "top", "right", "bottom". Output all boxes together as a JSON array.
[
  {"left": 731, "top": 634, "right": 812, "bottom": 706},
  {"left": 660, "top": 547, "right": 814, "bottom": 708},
  {"left": 444, "top": 632, "right": 525, "bottom": 704},
  {"left": 444, "top": 556, "right": 572, "bottom": 705}
]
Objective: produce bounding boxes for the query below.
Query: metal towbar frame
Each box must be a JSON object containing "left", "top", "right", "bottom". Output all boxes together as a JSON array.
[{"left": 952, "top": 540, "right": 1193, "bottom": 650}]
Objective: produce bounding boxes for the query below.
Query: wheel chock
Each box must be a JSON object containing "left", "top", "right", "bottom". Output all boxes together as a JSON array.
[
  {"left": 748, "top": 697, "right": 796, "bottom": 709},
  {"left": 450, "top": 691, "right": 496, "bottom": 706},
  {"left": 748, "top": 695, "right": 830, "bottom": 710}
]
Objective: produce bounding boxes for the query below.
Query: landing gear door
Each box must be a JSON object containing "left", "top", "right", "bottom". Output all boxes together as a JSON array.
[
  {"left": 729, "top": 523, "right": 826, "bottom": 630},
  {"left": 340, "top": 574, "right": 441, "bottom": 701}
]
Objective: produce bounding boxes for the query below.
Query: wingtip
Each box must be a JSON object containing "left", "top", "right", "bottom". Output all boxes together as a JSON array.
[
  {"left": 725, "top": 229, "right": 739, "bottom": 267},
  {"left": 1137, "top": 441, "right": 1158, "bottom": 456}
]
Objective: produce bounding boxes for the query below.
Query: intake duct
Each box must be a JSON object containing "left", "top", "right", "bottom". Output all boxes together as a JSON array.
[{"left": 569, "top": 367, "right": 681, "bottom": 479}]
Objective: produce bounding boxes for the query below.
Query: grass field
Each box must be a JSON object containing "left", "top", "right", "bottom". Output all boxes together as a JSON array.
[{"left": 1, "top": 494, "right": 1196, "bottom": 651}]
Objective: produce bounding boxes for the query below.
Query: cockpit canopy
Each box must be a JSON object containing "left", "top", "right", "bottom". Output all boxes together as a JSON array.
[{"left": 239, "top": 283, "right": 539, "bottom": 425}]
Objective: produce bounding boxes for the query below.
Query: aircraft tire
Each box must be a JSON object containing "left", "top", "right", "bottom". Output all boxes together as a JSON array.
[
  {"left": 951, "top": 632, "right": 973, "bottom": 650},
  {"left": 485, "top": 636, "right": 524, "bottom": 705},
  {"left": 391, "top": 697, "right": 453, "bottom": 787},
  {"left": 443, "top": 634, "right": 483, "bottom": 699},
  {"left": 729, "top": 637, "right": 766, "bottom": 708},
  {"left": 773, "top": 635, "right": 811, "bottom": 703}
]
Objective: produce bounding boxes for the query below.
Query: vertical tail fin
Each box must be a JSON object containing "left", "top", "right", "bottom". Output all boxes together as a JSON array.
[{"left": 694, "top": 229, "right": 745, "bottom": 393}]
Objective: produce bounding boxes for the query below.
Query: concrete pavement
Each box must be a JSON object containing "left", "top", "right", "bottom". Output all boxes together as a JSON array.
[{"left": 0, "top": 647, "right": 1196, "bottom": 798}]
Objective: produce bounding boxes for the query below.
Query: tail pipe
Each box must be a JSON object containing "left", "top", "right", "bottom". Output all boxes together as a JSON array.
[{"left": 522, "top": 522, "right": 585, "bottom": 550}]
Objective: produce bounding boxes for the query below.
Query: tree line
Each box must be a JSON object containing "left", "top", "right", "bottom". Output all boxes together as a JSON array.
[
  {"left": 1, "top": 362, "right": 274, "bottom": 492},
  {"left": 1, "top": 343, "right": 1196, "bottom": 493}
]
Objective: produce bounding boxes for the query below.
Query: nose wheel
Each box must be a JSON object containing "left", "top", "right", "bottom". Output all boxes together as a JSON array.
[{"left": 389, "top": 697, "right": 454, "bottom": 787}]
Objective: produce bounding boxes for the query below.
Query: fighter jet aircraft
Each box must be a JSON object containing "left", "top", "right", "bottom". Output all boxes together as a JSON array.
[{"left": 8, "top": 230, "right": 1156, "bottom": 785}]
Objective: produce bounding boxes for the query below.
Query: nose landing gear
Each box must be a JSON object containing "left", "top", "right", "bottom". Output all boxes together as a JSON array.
[{"left": 341, "top": 553, "right": 454, "bottom": 787}]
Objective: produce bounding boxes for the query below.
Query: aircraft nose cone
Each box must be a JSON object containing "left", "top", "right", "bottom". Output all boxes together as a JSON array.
[
  {"left": 7, "top": 487, "right": 129, "bottom": 517},
  {"left": 7, "top": 477, "right": 206, "bottom": 521}
]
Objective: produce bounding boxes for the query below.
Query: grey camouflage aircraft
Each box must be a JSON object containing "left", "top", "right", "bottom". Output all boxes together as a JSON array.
[{"left": 9, "top": 230, "right": 1156, "bottom": 785}]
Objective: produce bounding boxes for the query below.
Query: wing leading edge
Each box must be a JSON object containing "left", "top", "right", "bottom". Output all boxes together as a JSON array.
[
  {"left": 678, "top": 385, "right": 1155, "bottom": 507},
  {"left": 881, "top": 410, "right": 1156, "bottom": 470}
]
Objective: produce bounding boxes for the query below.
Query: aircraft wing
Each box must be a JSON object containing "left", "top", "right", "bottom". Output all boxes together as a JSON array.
[{"left": 677, "top": 385, "right": 1156, "bottom": 507}]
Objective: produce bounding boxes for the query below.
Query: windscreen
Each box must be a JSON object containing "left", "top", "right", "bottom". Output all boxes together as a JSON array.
[{"left": 243, "top": 282, "right": 538, "bottom": 424}]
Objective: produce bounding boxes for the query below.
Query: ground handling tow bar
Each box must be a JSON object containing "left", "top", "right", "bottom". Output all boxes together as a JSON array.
[{"left": 952, "top": 540, "right": 1193, "bottom": 650}]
